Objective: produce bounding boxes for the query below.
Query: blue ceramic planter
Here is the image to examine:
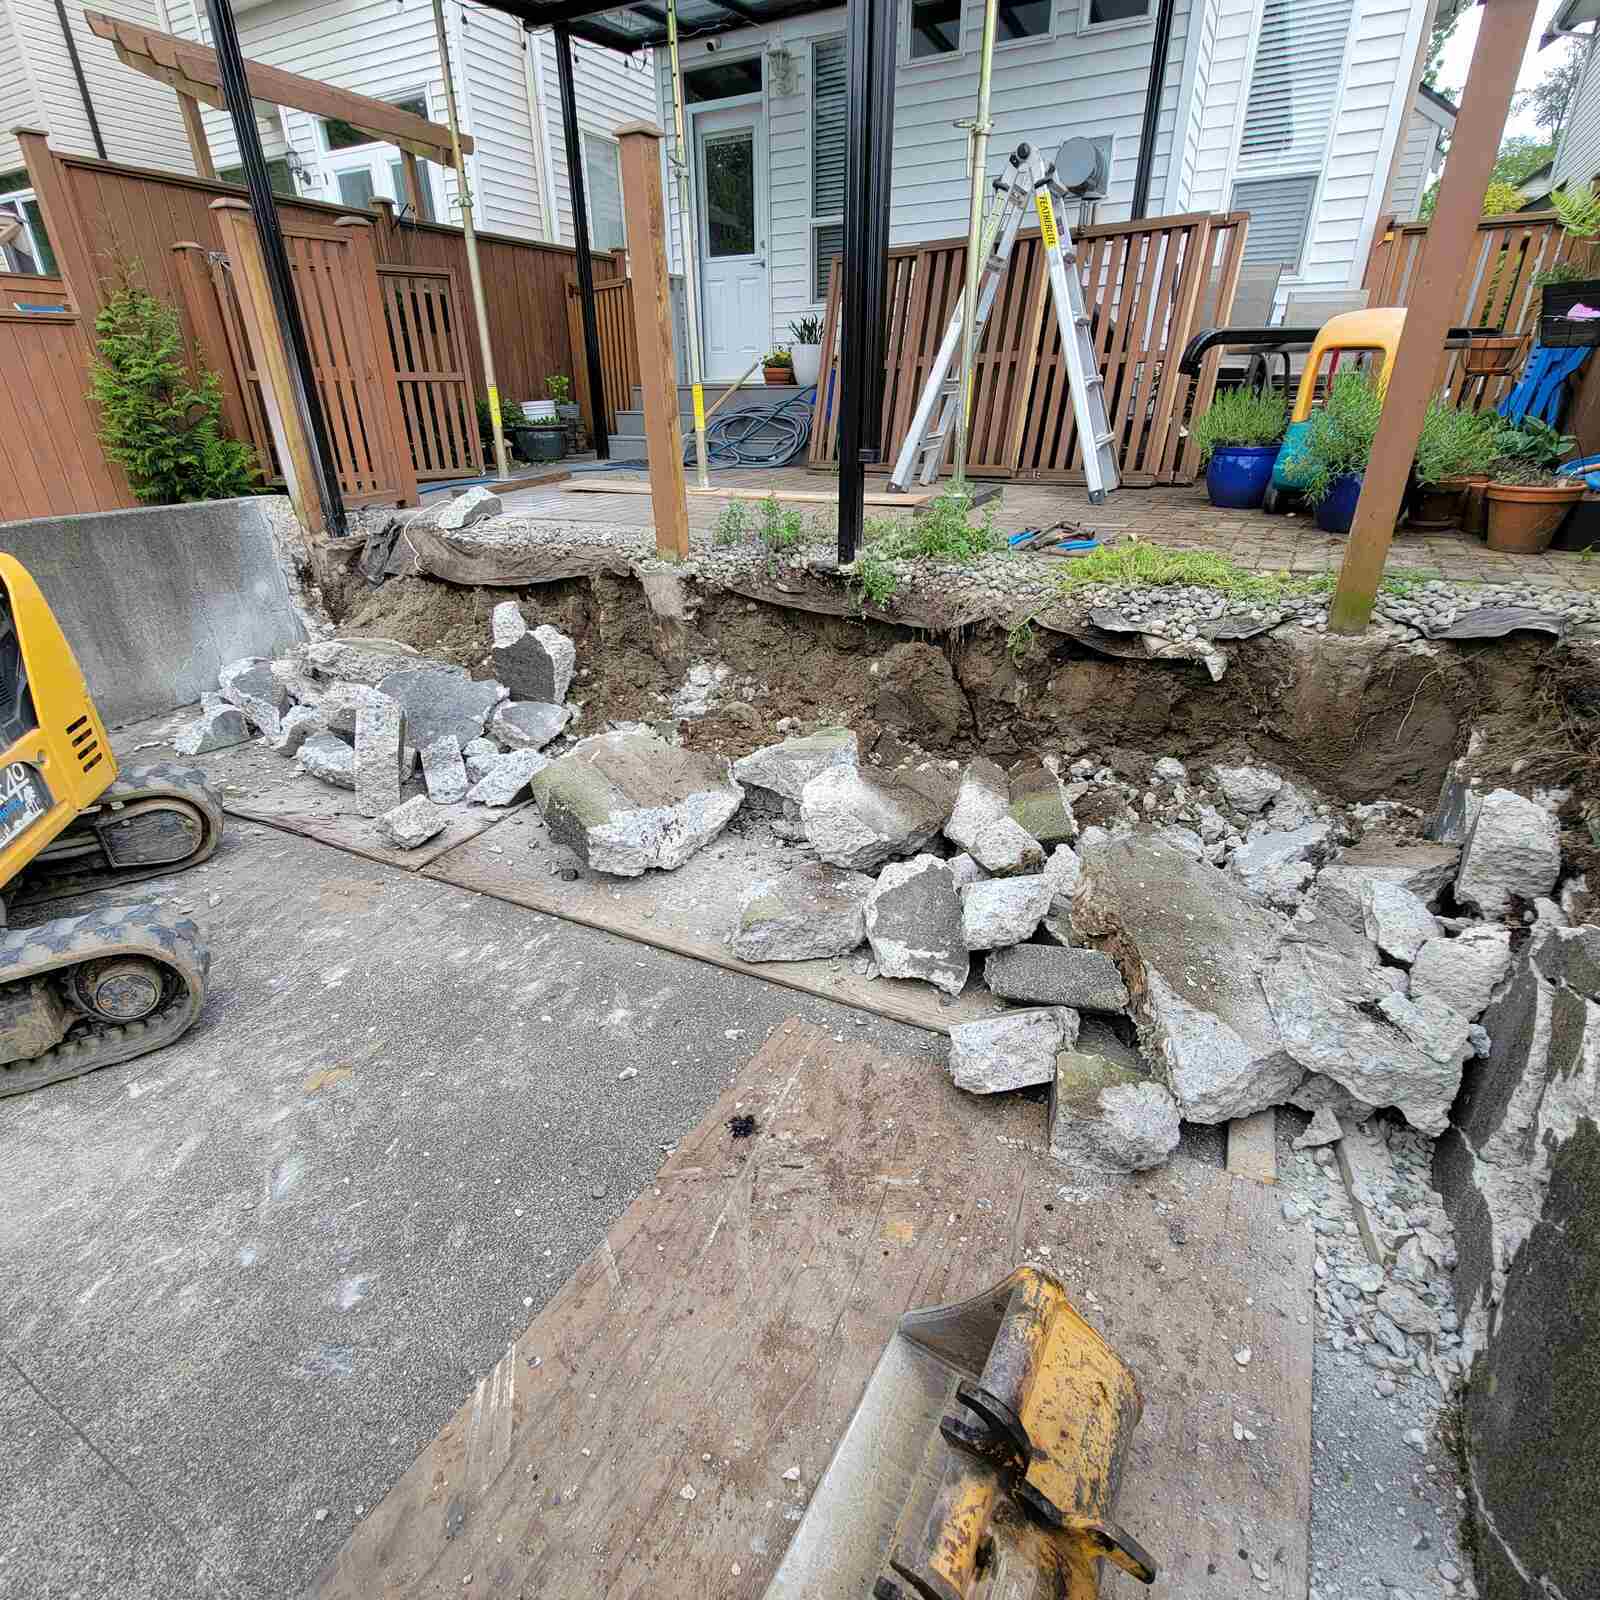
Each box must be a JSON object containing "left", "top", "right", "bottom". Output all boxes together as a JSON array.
[
  {"left": 1205, "top": 444, "right": 1279, "bottom": 509},
  {"left": 1315, "top": 473, "right": 1364, "bottom": 535}
]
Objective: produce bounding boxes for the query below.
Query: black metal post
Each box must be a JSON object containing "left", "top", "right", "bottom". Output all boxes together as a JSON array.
[
  {"left": 1129, "top": 0, "right": 1179, "bottom": 220},
  {"left": 52, "top": 0, "right": 106, "bottom": 160},
  {"left": 836, "top": 0, "right": 897, "bottom": 564},
  {"left": 553, "top": 22, "right": 610, "bottom": 460},
  {"left": 203, "top": 0, "right": 346, "bottom": 534}
]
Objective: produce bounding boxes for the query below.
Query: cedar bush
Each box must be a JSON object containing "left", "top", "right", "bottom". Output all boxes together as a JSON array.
[{"left": 90, "top": 276, "right": 258, "bottom": 504}]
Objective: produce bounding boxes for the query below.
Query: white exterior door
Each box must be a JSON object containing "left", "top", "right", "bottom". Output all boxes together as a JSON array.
[{"left": 694, "top": 106, "right": 768, "bottom": 382}]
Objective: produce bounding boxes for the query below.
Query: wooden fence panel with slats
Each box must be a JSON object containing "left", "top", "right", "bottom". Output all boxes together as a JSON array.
[
  {"left": 565, "top": 276, "right": 640, "bottom": 439},
  {"left": 380, "top": 267, "right": 483, "bottom": 481},
  {"left": 806, "top": 210, "right": 1248, "bottom": 486},
  {"left": 1362, "top": 210, "right": 1573, "bottom": 408}
]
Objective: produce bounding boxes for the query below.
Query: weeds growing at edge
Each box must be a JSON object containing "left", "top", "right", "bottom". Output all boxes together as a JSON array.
[
  {"left": 864, "top": 490, "right": 1004, "bottom": 564},
  {"left": 848, "top": 546, "right": 898, "bottom": 609},
  {"left": 1051, "top": 541, "right": 1437, "bottom": 602}
]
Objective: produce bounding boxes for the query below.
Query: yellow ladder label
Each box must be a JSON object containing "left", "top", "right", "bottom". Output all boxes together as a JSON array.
[
  {"left": 1034, "top": 192, "right": 1059, "bottom": 252},
  {"left": 692, "top": 384, "right": 706, "bottom": 431}
]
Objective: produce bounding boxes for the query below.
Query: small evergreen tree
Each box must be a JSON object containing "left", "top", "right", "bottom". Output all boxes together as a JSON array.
[{"left": 90, "top": 273, "right": 259, "bottom": 504}]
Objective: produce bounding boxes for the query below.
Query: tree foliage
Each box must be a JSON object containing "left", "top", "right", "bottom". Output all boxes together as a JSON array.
[
  {"left": 1515, "top": 36, "right": 1586, "bottom": 141},
  {"left": 90, "top": 272, "right": 259, "bottom": 505},
  {"left": 1422, "top": 15, "right": 1458, "bottom": 91},
  {"left": 1417, "top": 136, "right": 1556, "bottom": 221}
]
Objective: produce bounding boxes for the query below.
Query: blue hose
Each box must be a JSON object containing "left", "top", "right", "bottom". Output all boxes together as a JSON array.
[{"left": 687, "top": 385, "right": 816, "bottom": 468}]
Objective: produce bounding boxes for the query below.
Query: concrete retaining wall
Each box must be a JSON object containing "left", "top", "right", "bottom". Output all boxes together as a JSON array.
[
  {"left": 0, "top": 495, "right": 309, "bottom": 726},
  {"left": 1435, "top": 927, "right": 1600, "bottom": 1599}
]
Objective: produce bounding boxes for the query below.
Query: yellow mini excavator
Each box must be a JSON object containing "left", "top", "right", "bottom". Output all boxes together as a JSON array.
[{"left": 0, "top": 553, "right": 220, "bottom": 1098}]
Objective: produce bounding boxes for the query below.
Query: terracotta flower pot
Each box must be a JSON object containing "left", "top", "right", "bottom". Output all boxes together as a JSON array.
[
  {"left": 1484, "top": 481, "right": 1584, "bottom": 553},
  {"left": 1454, "top": 475, "right": 1490, "bottom": 537},
  {"left": 1410, "top": 482, "right": 1466, "bottom": 530},
  {"left": 763, "top": 364, "right": 793, "bottom": 385}
]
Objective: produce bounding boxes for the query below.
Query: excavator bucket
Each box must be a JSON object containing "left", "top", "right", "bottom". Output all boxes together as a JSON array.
[{"left": 764, "top": 1266, "right": 1158, "bottom": 1600}]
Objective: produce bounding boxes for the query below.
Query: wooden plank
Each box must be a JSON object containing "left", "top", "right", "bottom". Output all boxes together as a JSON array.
[
  {"left": 306, "top": 1018, "right": 1313, "bottom": 1600},
  {"left": 1227, "top": 1109, "right": 1278, "bottom": 1185},
  {"left": 176, "top": 91, "right": 214, "bottom": 179}
]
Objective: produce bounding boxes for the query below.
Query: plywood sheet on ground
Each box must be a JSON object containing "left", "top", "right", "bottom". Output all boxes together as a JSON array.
[
  {"left": 420, "top": 807, "right": 995, "bottom": 1036},
  {"left": 308, "top": 1018, "right": 1313, "bottom": 1600},
  {"left": 113, "top": 714, "right": 523, "bottom": 872}
]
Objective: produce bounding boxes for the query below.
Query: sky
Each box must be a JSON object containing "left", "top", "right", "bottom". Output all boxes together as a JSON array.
[{"left": 1432, "top": 0, "right": 1575, "bottom": 141}]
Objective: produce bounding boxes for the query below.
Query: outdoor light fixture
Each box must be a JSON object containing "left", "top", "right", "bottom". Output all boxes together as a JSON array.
[{"left": 766, "top": 45, "right": 797, "bottom": 95}]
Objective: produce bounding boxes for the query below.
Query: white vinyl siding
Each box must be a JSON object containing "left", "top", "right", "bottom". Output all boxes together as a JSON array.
[
  {"left": 1384, "top": 86, "right": 1451, "bottom": 221},
  {"left": 460, "top": 1, "right": 546, "bottom": 240},
  {"left": 1552, "top": 32, "right": 1600, "bottom": 191},
  {"left": 0, "top": 0, "right": 42, "bottom": 176},
  {"left": 6, "top": 0, "right": 195, "bottom": 173}
]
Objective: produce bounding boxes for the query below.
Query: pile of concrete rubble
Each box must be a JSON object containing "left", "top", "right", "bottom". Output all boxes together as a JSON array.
[{"left": 178, "top": 606, "right": 1583, "bottom": 1186}]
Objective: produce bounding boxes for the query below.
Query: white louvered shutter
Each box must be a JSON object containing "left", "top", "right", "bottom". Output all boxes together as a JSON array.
[
  {"left": 1231, "top": 174, "right": 1318, "bottom": 269},
  {"left": 1236, "top": 0, "right": 1355, "bottom": 175},
  {"left": 812, "top": 37, "right": 847, "bottom": 301}
]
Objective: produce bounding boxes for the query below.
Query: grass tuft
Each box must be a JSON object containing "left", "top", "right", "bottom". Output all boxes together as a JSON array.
[{"left": 1053, "top": 542, "right": 1436, "bottom": 601}]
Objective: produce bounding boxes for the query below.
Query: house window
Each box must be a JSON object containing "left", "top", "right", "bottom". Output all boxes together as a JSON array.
[
  {"left": 907, "top": 0, "right": 962, "bottom": 58},
  {"left": 318, "top": 92, "right": 438, "bottom": 220},
  {"left": 998, "top": 0, "right": 1054, "bottom": 40},
  {"left": 217, "top": 159, "right": 297, "bottom": 198},
  {"left": 0, "top": 172, "right": 56, "bottom": 276},
  {"left": 1231, "top": 174, "right": 1318, "bottom": 271},
  {"left": 683, "top": 58, "right": 762, "bottom": 103},
  {"left": 322, "top": 93, "right": 429, "bottom": 152},
  {"left": 1236, "top": 0, "right": 1353, "bottom": 171},
  {"left": 1081, "top": 0, "right": 1150, "bottom": 26},
  {"left": 811, "top": 36, "right": 847, "bottom": 301},
  {"left": 583, "top": 134, "right": 626, "bottom": 251}
]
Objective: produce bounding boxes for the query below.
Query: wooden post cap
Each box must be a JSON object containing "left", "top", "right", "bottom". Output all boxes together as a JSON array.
[
  {"left": 614, "top": 121, "right": 665, "bottom": 141},
  {"left": 210, "top": 197, "right": 252, "bottom": 213}
]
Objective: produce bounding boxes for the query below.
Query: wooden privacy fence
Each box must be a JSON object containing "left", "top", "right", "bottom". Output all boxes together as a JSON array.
[
  {"left": 565, "top": 276, "right": 640, "bottom": 438},
  {"left": 1362, "top": 210, "right": 1573, "bottom": 407},
  {"left": 379, "top": 267, "right": 483, "bottom": 481},
  {"left": 807, "top": 210, "right": 1248, "bottom": 485},
  {"left": 0, "top": 272, "right": 131, "bottom": 519}
]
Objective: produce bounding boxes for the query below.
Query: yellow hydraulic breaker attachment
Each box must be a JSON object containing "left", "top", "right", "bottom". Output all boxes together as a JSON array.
[{"left": 764, "top": 1266, "right": 1157, "bottom": 1600}]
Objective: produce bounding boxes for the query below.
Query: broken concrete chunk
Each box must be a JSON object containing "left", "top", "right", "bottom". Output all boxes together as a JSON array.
[
  {"left": 490, "top": 701, "right": 571, "bottom": 751},
  {"left": 1361, "top": 879, "right": 1440, "bottom": 964},
  {"left": 297, "top": 731, "right": 356, "bottom": 789},
  {"left": 267, "top": 703, "right": 324, "bottom": 757},
  {"left": 491, "top": 602, "right": 576, "bottom": 704},
  {"left": 1287, "top": 1071, "right": 1378, "bottom": 1125},
  {"left": 420, "top": 735, "right": 469, "bottom": 805},
  {"left": 174, "top": 693, "right": 251, "bottom": 756},
  {"left": 969, "top": 815, "right": 1045, "bottom": 877},
  {"left": 376, "top": 668, "right": 503, "bottom": 752},
  {"left": 1041, "top": 844, "right": 1082, "bottom": 905},
  {"left": 947, "top": 853, "right": 985, "bottom": 888},
  {"left": 1337, "top": 838, "right": 1461, "bottom": 904},
  {"left": 1454, "top": 788, "right": 1562, "bottom": 918},
  {"left": 1073, "top": 832, "right": 1298, "bottom": 1122},
  {"left": 463, "top": 736, "right": 501, "bottom": 785},
  {"left": 960, "top": 874, "right": 1051, "bottom": 951},
  {"left": 944, "top": 758, "right": 1010, "bottom": 851},
  {"left": 733, "top": 864, "right": 874, "bottom": 962},
  {"left": 1262, "top": 940, "right": 1468, "bottom": 1135},
  {"left": 1048, "top": 1019, "right": 1175, "bottom": 1172},
  {"left": 734, "top": 728, "right": 858, "bottom": 808},
  {"left": 466, "top": 748, "right": 550, "bottom": 808},
  {"left": 1211, "top": 763, "right": 1283, "bottom": 813},
  {"left": 529, "top": 730, "right": 740, "bottom": 875},
  {"left": 354, "top": 700, "right": 406, "bottom": 819},
  {"left": 983, "top": 943, "right": 1129, "bottom": 1011},
  {"left": 800, "top": 763, "right": 952, "bottom": 871},
  {"left": 865, "top": 854, "right": 968, "bottom": 996},
  {"left": 373, "top": 794, "right": 446, "bottom": 851},
  {"left": 949, "top": 1006, "right": 1078, "bottom": 1095},
  {"left": 434, "top": 485, "right": 501, "bottom": 529},
  {"left": 1008, "top": 765, "right": 1076, "bottom": 846},
  {"left": 1229, "top": 822, "right": 1333, "bottom": 910},
  {"left": 1292, "top": 1105, "right": 1344, "bottom": 1149},
  {"left": 1531, "top": 924, "right": 1600, "bottom": 999},
  {"left": 1426, "top": 748, "right": 1484, "bottom": 844},
  {"left": 304, "top": 637, "right": 432, "bottom": 687},
  {"left": 219, "top": 656, "right": 289, "bottom": 736},
  {"left": 315, "top": 683, "right": 395, "bottom": 741}
]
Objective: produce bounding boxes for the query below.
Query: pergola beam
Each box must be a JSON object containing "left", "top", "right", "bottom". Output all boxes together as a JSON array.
[{"left": 84, "top": 8, "right": 473, "bottom": 168}]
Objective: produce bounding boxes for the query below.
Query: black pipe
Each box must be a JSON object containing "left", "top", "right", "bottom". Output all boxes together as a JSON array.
[
  {"left": 1129, "top": 0, "right": 1177, "bottom": 221},
  {"left": 836, "top": 0, "right": 897, "bottom": 564},
  {"left": 553, "top": 22, "right": 610, "bottom": 460},
  {"left": 52, "top": 0, "right": 107, "bottom": 161},
  {"left": 1176, "top": 324, "right": 1504, "bottom": 377},
  {"left": 204, "top": 0, "right": 346, "bottom": 535}
]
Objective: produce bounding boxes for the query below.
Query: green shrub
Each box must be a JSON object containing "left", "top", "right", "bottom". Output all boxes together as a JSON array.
[
  {"left": 90, "top": 276, "right": 258, "bottom": 504},
  {"left": 756, "top": 494, "right": 803, "bottom": 550},
  {"left": 1413, "top": 401, "right": 1500, "bottom": 487},
  {"left": 1298, "top": 370, "right": 1383, "bottom": 505},
  {"left": 1188, "top": 387, "right": 1287, "bottom": 465},
  {"left": 1489, "top": 416, "right": 1576, "bottom": 483}
]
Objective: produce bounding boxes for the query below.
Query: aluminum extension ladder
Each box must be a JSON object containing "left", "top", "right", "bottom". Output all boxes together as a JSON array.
[{"left": 888, "top": 142, "right": 1120, "bottom": 502}]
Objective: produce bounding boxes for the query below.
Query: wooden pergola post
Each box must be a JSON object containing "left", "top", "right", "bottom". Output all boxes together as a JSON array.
[
  {"left": 616, "top": 120, "right": 690, "bottom": 563},
  {"left": 178, "top": 92, "right": 215, "bottom": 179},
  {"left": 1327, "top": 0, "right": 1539, "bottom": 635}
]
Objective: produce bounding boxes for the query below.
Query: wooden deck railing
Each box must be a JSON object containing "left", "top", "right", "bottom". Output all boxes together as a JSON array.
[{"left": 807, "top": 210, "right": 1248, "bottom": 486}]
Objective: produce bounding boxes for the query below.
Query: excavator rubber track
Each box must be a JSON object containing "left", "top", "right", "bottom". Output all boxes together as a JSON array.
[
  {"left": 0, "top": 902, "right": 208, "bottom": 1097},
  {"left": 11, "top": 762, "right": 224, "bottom": 906}
]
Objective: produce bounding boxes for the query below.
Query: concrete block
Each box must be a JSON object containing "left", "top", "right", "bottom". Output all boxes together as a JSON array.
[
  {"left": 266, "top": 704, "right": 324, "bottom": 757},
  {"left": 1229, "top": 822, "right": 1333, "bottom": 910},
  {"left": 865, "top": 854, "right": 967, "bottom": 996},
  {"left": 297, "top": 731, "right": 355, "bottom": 789},
  {"left": 377, "top": 667, "right": 503, "bottom": 750},
  {"left": 1410, "top": 926, "right": 1511, "bottom": 1018},
  {"left": 219, "top": 655, "right": 289, "bottom": 736},
  {"left": 463, "top": 736, "right": 501, "bottom": 784},
  {"left": 466, "top": 748, "right": 549, "bottom": 807},
  {"left": 490, "top": 701, "right": 571, "bottom": 751},
  {"left": 174, "top": 693, "right": 251, "bottom": 755},
  {"left": 982, "top": 943, "right": 1129, "bottom": 1011},
  {"left": 435, "top": 485, "right": 501, "bottom": 529},
  {"left": 491, "top": 602, "right": 576, "bottom": 703},
  {"left": 733, "top": 865, "right": 874, "bottom": 962},
  {"left": 969, "top": 816, "right": 1046, "bottom": 877},
  {"left": 1455, "top": 788, "right": 1562, "bottom": 917},
  {"left": 800, "top": 763, "right": 953, "bottom": 871},
  {"left": 944, "top": 758, "right": 1010, "bottom": 851},
  {"left": 304, "top": 637, "right": 428, "bottom": 686},
  {"left": 1007, "top": 764, "right": 1076, "bottom": 845},
  {"left": 1048, "top": 1018, "right": 1177, "bottom": 1172},
  {"left": 1361, "top": 879, "right": 1440, "bottom": 964},
  {"left": 733, "top": 728, "right": 858, "bottom": 806},
  {"left": 1211, "top": 763, "right": 1283, "bottom": 813},
  {"left": 420, "top": 735, "right": 469, "bottom": 804},
  {"left": 354, "top": 700, "right": 406, "bottom": 819},
  {"left": 373, "top": 794, "right": 446, "bottom": 850},
  {"left": 315, "top": 682, "right": 394, "bottom": 740},
  {"left": 960, "top": 875, "right": 1051, "bottom": 951},
  {"left": 949, "top": 1006, "right": 1078, "bottom": 1095}
]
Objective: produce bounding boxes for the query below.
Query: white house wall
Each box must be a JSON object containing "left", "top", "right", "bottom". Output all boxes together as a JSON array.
[
  {"left": 459, "top": 4, "right": 546, "bottom": 239},
  {"left": 1552, "top": 31, "right": 1600, "bottom": 190},
  {"left": 1165, "top": 0, "right": 1221, "bottom": 212},
  {"left": 0, "top": 0, "right": 42, "bottom": 174},
  {"left": 656, "top": 0, "right": 1192, "bottom": 348},
  {"left": 1384, "top": 88, "right": 1450, "bottom": 221},
  {"left": 4, "top": 0, "right": 195, "bottom": 175}
]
